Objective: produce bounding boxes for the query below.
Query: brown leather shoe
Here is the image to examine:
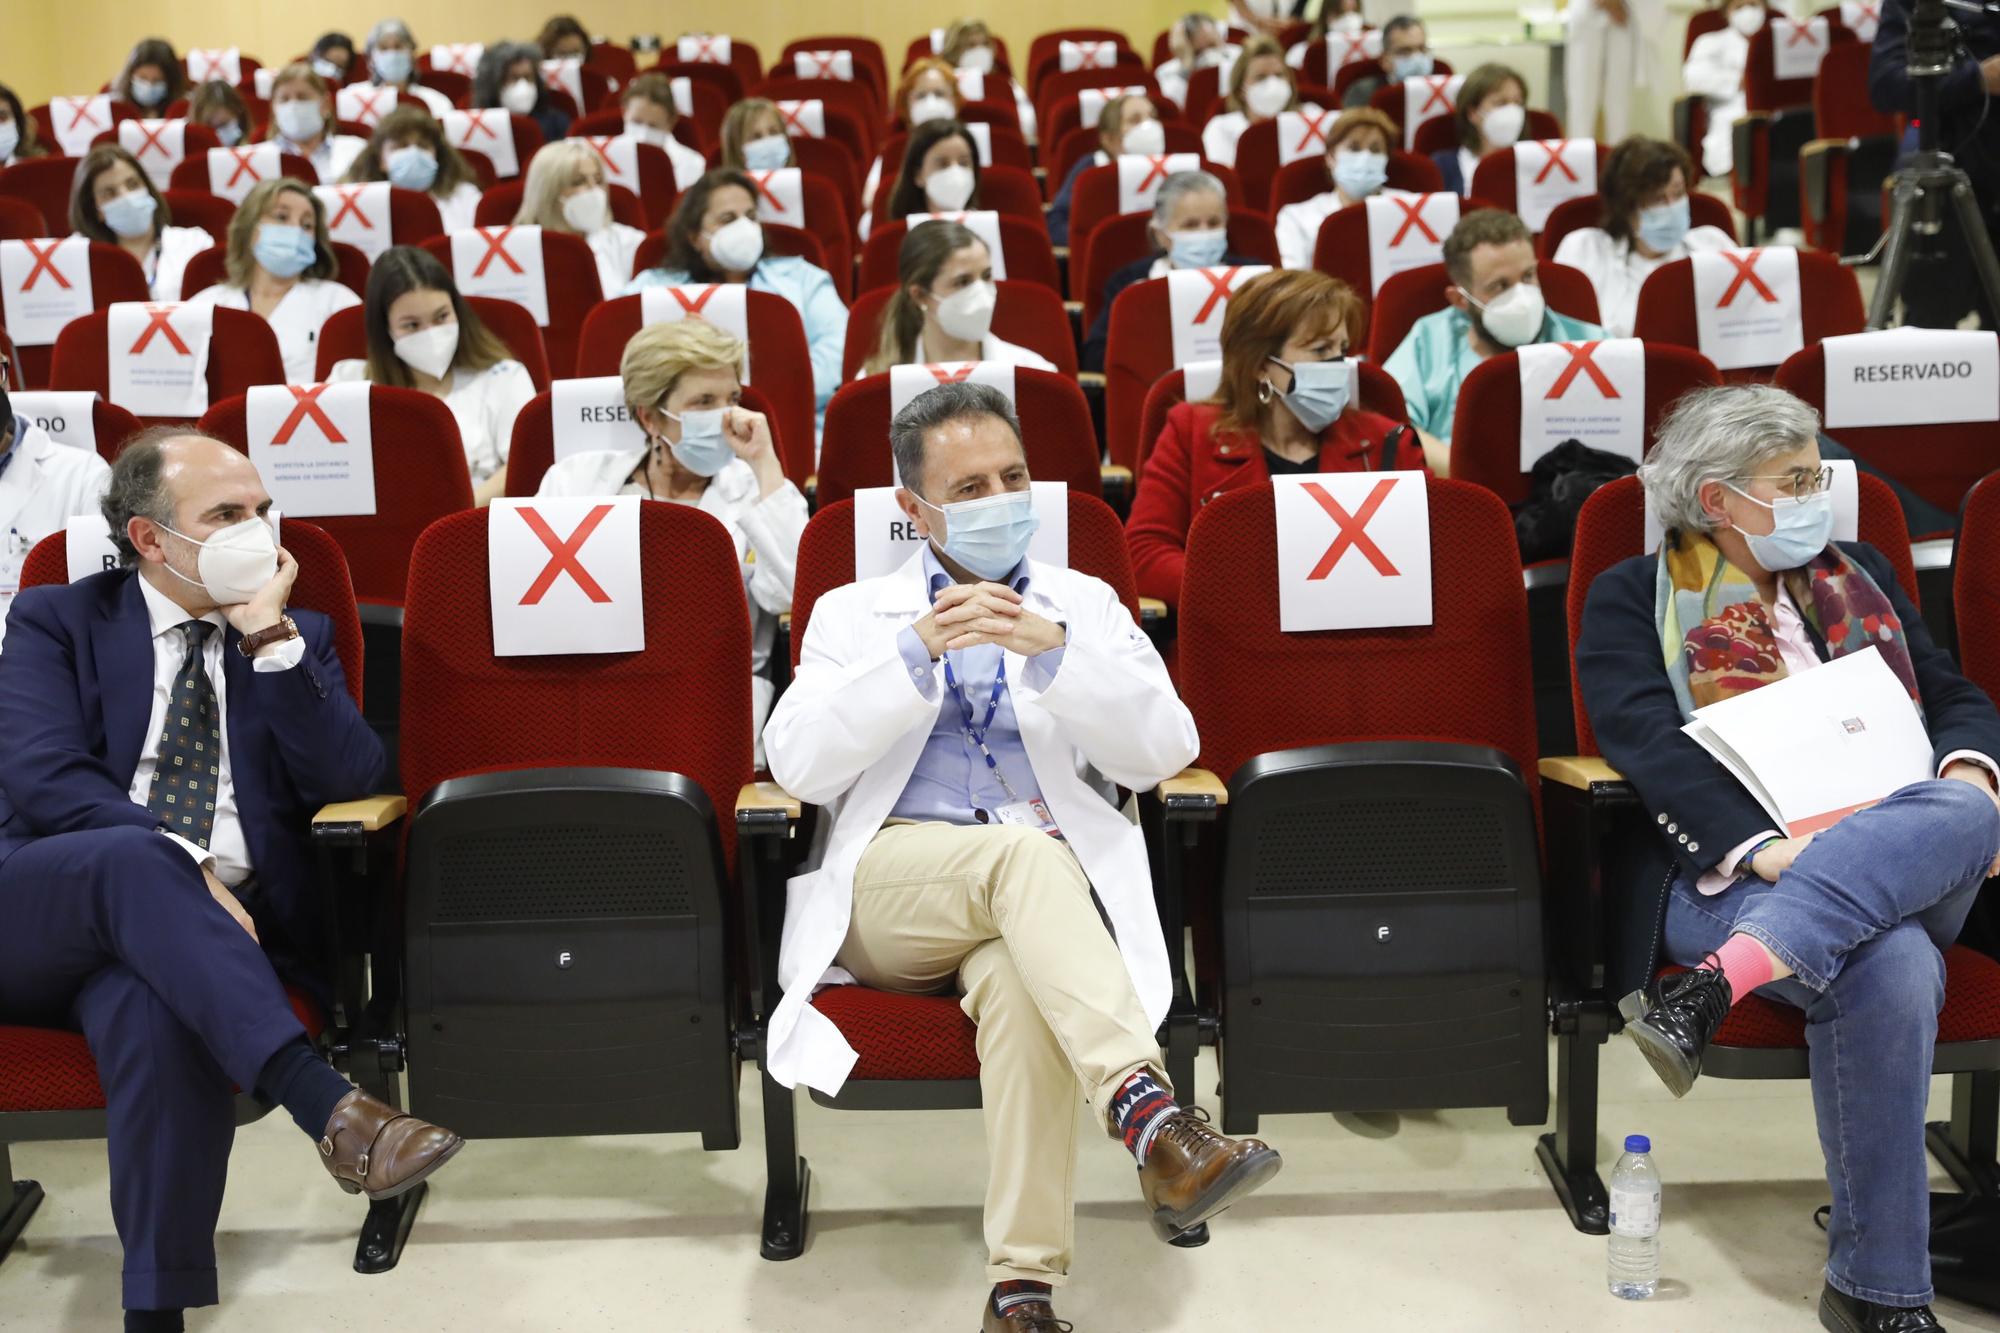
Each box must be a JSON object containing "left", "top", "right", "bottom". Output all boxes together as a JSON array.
[
  {"left": 1136, "top": 1109, "right": 1281, "bottom": 1241},
  {"left": 317, "top": 1089, "right": 464, "bottom": 1201},
  {"left": 981, "top": 1294, "right": 1073, "bottom": 1332}
]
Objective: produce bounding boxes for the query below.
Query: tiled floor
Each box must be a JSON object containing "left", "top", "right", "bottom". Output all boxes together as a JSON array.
[{"left": 6, "top": 1035, "right": 1999, "bottom": 1331}]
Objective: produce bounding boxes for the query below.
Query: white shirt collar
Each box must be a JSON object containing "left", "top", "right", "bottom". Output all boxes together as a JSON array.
[{"left": 137, "top": 568, "right": 227, "bottom": 641}]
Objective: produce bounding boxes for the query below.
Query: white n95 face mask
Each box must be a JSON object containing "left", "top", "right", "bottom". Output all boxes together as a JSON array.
[
  {"left": 932, "top": 279, "right": 996, "bottom": 343},
  {"left": 1462, "top": 281, "right": 1547, "bottom": 348},
  {"left": 500, "top": 79, "right": 539, "bottom": 116},
  {"left": 1245, "top": 75, "right": 1292, "bottom": 119},
  {"left": 924, "top": 163, "right": 977, "bottom": 212},
  {"left": 393, "top": 322, "right": 459, "bottom": 379},
  {"left": 1480, "top": 103, "right": 1526, "bottom": 149},
  {"left": 1121, "top": 119, "right": 1167, "bottom": 157},
  {"left": 160, "top": 517, "right": 279, "bottom": 605},
  {"left": 561, "top": 185, "right": 610, "bottom": 234},
  {"left": 909, "top": 93, "right": 955, "bottom": 126},
  {"left": 707, "top": 215, "right": 765, "bottom": 271}
]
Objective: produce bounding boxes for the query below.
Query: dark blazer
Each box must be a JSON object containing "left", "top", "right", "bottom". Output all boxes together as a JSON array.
[
  {"left": 1577, "top": 540, "right": 2000, "bottom": 981},
  {"left": 1430, "top": 148, "right": 1467, "bottom": 196},
  {"left": 1081, "top": 247, "right": 1260, "bottom": 373},
  {"left": 0, "top": 571, "right": 384, "bottom": 963}
]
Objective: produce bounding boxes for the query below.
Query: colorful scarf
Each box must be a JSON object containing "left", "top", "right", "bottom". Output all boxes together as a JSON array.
[{"left": 1655, "top": 532, "right": 1922, "bottom": 721}]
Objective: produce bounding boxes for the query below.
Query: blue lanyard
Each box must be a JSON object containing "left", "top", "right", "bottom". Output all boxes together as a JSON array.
[{"left": 943, "top": 651, "right": 1020, "bottom": 801}]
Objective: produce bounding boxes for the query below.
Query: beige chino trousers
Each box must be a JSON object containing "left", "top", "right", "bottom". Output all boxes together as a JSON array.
[{"left": 836, "top": 821, "right": 1170, "bottom": 1286}]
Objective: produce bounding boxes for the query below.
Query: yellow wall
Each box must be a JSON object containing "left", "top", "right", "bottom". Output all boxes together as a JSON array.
[{"left": 14, "top": 1, "right": 1191, "bottom": 106}]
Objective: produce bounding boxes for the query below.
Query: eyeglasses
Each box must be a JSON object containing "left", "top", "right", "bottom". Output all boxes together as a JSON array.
[{"left": 1734, "top": 465, "right": 1834, "bottom": 501}]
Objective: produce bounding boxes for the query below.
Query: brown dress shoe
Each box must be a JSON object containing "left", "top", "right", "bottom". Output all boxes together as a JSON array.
[
  {"left": 1136, "top": 1110, "right": 1281, "bottom": 1241},
  {"left": 981, "top": 1295, "right": 1073, "bottom": 1332},
  {"left": 317, "top": 1090, "right": 464, "bottom": 1201}
]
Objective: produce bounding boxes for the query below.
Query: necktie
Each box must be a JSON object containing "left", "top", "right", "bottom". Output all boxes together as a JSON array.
[{"left": 146, "top": 620, "right": 221, "bottom": 849}]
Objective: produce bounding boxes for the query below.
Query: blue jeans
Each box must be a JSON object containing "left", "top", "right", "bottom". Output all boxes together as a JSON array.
[{"left": 1663, "top": 779, "right": 2000, "bottom": 1306}]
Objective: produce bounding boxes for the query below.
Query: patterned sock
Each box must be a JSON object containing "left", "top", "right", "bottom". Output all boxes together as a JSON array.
[
  {"left": 992, "top": 1280, "right": 1054, "bottom": 1317},
  {"left": 1699, "top": 933, "right": 1775, "bottom": 1008},
  {"left": 1110, "top": 1069, "right": 1178, "bottom": 1165}
]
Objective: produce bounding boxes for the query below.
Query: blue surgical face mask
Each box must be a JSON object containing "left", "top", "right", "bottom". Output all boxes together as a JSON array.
[
  {"left": 918, "top": 488, "right": 1040, "bottom": 581},
  {"left": 385, "top": 144, "right": 439, "bottom": 191},
  {"left": 1332, "top": 148, "right": 1389, "bottom": 200},
  {"left": 101, "top": 188, "right": 158, "bottom": 239},
  {"left": 660, "top": 406, "right": 735, "bottom": 476},
  {"left": 1636, "top": 196, "right": 1692, "bottom": 254},
  {"left": 213, "top": 119, "right": 243, "bottom": 148},
  {"left": 1391, "top": 51, "right": 1434, "bottom": 81},
  {"left": 253, "top": 222, "right": 317, "bottom": 279},
  {"left": 372, "top": 48, "right": 413, "bottom": 84},
  {"left": 1267, "top": 356, "right": 1350, "bottom": 433},
  {"left": 130, "top": 77, "right": 168, "bottom": 108},
  {"left": 1725, "top": 483, "right": 1836, "bottom": 570},
  {"left": 742, "top": 133, "right": 792, "bottom": 171},
  {"left": 1167, "top": 227, "right": 1228, "bottom": 269}
]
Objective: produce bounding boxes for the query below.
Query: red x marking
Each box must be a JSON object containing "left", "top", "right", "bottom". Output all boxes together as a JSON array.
[
  {"left": 1336, "top": 35, "right": 1370, "bottom": 66},
  {"left": 1418, "top": 78, "right": 1453, "bottom": 115},
  {"left": 327, "top": 187, "right": 373, "bottom": 229},
  {"left": 669, "top": 285, "right": 718, "bottom": 315},
  {"left": 1386, "top": 195, "right": 1441, "bottom": 246},
  {"left": 1531, "top": 140, "right": 1579, "bottom": 184},
  {"left": 778, "top": 101, "right": 816, "bottom": 133},
  {"left": 1785, "top": 19, "right": 1822, "bottom": 45},
  {"left": 801, "top": 51, "right": 841, "bottom": 78},
  {"left": 1545, "top": 342, "right": 1620, "bottom": 399},
  {"left": 63, "top": 98, "right": 105, "bottom": 132},
  {"left": 1135, "top": 155, "right": 1174, "bottom": 192},
  {"left": 347, "top": 87, "right": 392, "bottom": 121},
  {"left": 19, "top": 239, "right": 72, "bottom": 291},
  {"left": 1304, "top": 479, "right": 1400, "bottom": 579},
  {"left": 471, "top": 226, "right": 524, "bottom": 277},
  {"left": 518, "top": 504, "right": 615, "bottom": 604},
  {"left": 130, "top": 305, "right": 191, "bottom": 355},
  {"left": 1191, "top": 266, "right": 1242, "bottom": 323},
  {"left": 270, "top": 384, "right": 345, "bottom": 443},
  {"left": 1716, "top": 248, "right": 1778, "bottom": 306},
  {"left": 581, "top": 136, "right": 626, "bottom": 177},
  {"left": 457, "top": 110, "right": 500, "bottom": 143},
  {"left": 219, "top": 148, "right": 264, "bottom": 188},
  {"left": 687, "top": 36, "right": 723, "bottom": 63},
  {"left": 1290, "top": 107, "right": 1333, "bottom": 153},
  {"left": 128, "top": 120, "right": 174, "bottom": 161},
  {"left": 436, "top": 46, "right": 477, "bottom": 76},
  {"left": 747, "top": 170, "right": 789, "bottom": 212},
  {"left": 925, "top": 363, "right": 978, "bottom": 384}
]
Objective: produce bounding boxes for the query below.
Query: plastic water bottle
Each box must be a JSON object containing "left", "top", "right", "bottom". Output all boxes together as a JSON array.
[{"left": 1607, "top": 1134, "right": 1661, "bottom": 1299}]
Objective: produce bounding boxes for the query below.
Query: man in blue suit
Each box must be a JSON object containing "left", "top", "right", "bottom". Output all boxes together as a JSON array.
[
  {"left": 1577, "top": 386, "right": 2000, "bottom": 1333},
  {"left": 0, "top": 429, "right": 463, "bottom": 1333}
]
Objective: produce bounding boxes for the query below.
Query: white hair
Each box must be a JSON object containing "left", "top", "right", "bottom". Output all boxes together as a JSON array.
[
  {"left": 366, "top": 17, "right": 415, "bottom": 51},
  {"left": 1639, "top": 384, "right": 1822, "bottom": 534},
  {"left": 1152, "top": 169, "right": 1227, "bottom": 227}
]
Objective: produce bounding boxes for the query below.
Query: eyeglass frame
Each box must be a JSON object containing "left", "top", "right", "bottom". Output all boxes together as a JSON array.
[{"left": 1728, "top": 464, "right": 1835, "bottom": 501}]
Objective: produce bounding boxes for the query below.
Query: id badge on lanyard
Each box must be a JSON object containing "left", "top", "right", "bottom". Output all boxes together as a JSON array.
[{"left": 944, "top": 652, "right": 1060, "bottom": 834}]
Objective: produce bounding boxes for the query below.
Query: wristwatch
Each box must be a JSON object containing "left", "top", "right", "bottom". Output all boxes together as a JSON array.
[{"left": 237, "top": 614, "right": 300, "bottom": 658}]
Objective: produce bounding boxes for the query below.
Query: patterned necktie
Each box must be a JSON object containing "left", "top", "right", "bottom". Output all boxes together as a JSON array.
[{"left": 145, "top": 620, "right": 221, "bottom": 849}]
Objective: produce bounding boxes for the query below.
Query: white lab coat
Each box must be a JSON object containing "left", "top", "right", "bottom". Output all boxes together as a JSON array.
[
  {"left": 1550, "top": 223, "right": 1737, "bottom": 338},
  {"left": 1566, "top": 0, "right": 1663, "bottom": 142},
  {"left": 537, "top": 448, "right": 806, "bottom": 761},
  {"left": 185, "top": 278, "right": 362, "bottom": 385},
  {"left": 584, "top": 222, "right": 648, "bottom": 298},
  {"left": 663, "top": 137, "right": 709, "bottom": 191},
  {"left": 433, "top": 181, "right": 483, "bottom": 233},
  {"left": 1684, "top": 28, "right": 1750, "bottom": 177},
  {"left": 1201, "top": 110, "right": 1252, "bottom": 168},
  {"left": 0, "top": 420, "right": 112, "bottom": 649},
  {"left": 149, "top": 226, "right": 215, "bottom": 302},
  {"left": 761, "top": 550, "right": 1198, "bottom": 1094}
]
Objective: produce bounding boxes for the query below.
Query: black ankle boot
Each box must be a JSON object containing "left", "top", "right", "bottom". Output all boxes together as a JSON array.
[{"left": 1624, "top": 965, "right": 1732, "bottom": 1098}]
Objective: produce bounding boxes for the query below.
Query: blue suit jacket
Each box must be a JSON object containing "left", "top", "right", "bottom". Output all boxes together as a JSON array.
[
  {"left": 1576, "top": 541, "right": 2000, "bottom": 990},
  {"left": 0, "top": 570, "right": 384, "bottom": 966}
]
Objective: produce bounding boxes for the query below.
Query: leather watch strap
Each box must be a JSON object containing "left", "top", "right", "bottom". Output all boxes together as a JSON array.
[{"left": 237, "top": 613, "right": 300, "bottom": 658}]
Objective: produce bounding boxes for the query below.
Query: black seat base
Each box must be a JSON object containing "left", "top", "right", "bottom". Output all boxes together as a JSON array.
[
  {"left": 355, "top": 1186, "right": 425, "bottom": 1274},
  {"left": 0, "top": 1175, "right": 43, "bottom": 1263}
]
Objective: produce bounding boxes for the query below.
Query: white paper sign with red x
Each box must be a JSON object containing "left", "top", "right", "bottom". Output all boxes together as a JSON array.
[
  {"left": 0, "top": 237, "right": 94, "bottom": 347},
  {"left": 1364, "top": 192, "right": 1458, "bottom": 295},
  {"left": 1274, "top": 471, "right": 1433, "bottom": 631},
  {"left": 106, "top": 301, "right": 214, "bottom": 418},
  {"left": 1690, "top": 246, "right": 1803, "bottom": 371},
  {"left": 488, "top": 495, "right": 645, "bottom": 656},
  {"left": 451, "top": 225, "right": 549, "bottom": 325},
  {"left": 244, "top": 381, "right": 376, "bottom": 517},
  {"left": 1516, "top": 337, "right": 1647, "bottom": 469}
]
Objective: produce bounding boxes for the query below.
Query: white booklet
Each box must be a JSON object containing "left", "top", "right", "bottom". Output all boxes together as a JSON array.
[{"left": 1681, "top": 646, "right": 1933, "bottom": 836}]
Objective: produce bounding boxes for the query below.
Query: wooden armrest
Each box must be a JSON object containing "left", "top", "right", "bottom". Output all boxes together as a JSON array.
[
  {"left": 737, "top": 780, "right": 801, "bottom": 820},
  {"left": 1063, "top": 300, "right": 1084, "bottom": 316},
  {"left": 1052, "top": 245, "right": 1070, "bottom": 261},
  {"left": 779, "top": 610, "right": 791, "bottom": 632},
  {"left": 312, "top": 795, "right": 408, "bottom": 831},
  {"left": 1800, "top": 136, "right": 1848, "bottom": 158},
  {"left": 1076, "top": 371, "right": 1106, "bottom": 389},
  {"left": 1139, "top": 597, "right": 1170, "bottom": 623},
  {"left": 1156, "top": 767, "right": 1227, "bottom": 805},
  {"left": 1537, "top": 756, "right": 1626, "bottom": 790}
]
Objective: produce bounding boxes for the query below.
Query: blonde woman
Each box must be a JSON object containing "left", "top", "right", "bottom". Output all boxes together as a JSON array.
[
  {"left": 183, "top": 176, "right": 360, "bottom": 383},
  {"left": 1202, "top": 34, "right": 1300, "bottom": 168},
  {"left": 937, "top": 18, "right": 1038, "bottom": 142},
  {"left": 514, "top": 139, "right": 647, "bottom": 299},
  {"left": 264, "top": 62, "right": 368, "bottom": 182},
  {"left": 326, "top": 245, "right": 535, "bottom": 504},
  {"left": 339, "top": 105, "right": 483, "bottom": 231},
  {"left": 718, "top": 98, "right": 795, "bottom": 173},
  {"left": 538, "top": 318, "right": 806, "bottom": 760}
]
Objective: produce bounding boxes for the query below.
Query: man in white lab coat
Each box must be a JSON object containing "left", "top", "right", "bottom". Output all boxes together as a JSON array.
[
  {"left": 763, "top": 382, "right": 1282, "bottom": 1333},
  {"left": 0, "top": 376, "right": 112, "bottom": 649}
]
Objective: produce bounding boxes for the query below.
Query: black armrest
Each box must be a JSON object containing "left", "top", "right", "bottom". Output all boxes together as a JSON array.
[{"left": 736, "top": 782, "right": 803, "bottom": 1038}]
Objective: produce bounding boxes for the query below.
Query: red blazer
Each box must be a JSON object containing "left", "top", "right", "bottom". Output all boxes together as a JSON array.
[{"left": 1126, "top": 400, "right": 1419, "bottom": 605}]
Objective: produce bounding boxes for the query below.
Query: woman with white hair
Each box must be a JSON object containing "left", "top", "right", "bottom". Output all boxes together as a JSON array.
[
  {"left": 1081, "top": 170, "right": 1257, "bottom": 372},
  {"left": 359, "top": 17, "right": 455, "bottom": 116},
  {"left": 515, "top": 139, "right": 648, "bottom": 298},
  {"left": 539, "top": 318, "right": 805, "bottom": 762},
  {"left": 1577, "top": 384, "right": 2000, "bottom": 1333}
]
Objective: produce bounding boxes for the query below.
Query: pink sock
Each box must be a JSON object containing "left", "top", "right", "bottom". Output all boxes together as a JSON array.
[{"left": 1700, "top": 934, "right": 1775, "bottom": 1006}]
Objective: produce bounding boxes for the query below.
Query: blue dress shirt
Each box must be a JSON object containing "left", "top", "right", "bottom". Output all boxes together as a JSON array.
[{"left": 888, "top": 546, "right": 1066, "bottom": 827}]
